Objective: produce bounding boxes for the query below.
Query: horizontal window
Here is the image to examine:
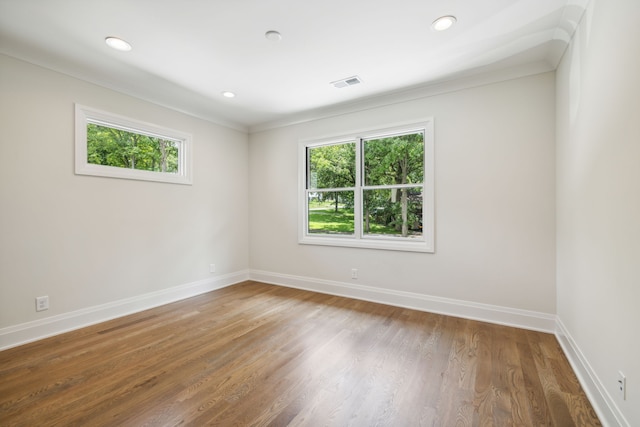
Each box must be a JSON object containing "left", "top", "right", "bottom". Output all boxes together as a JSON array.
[
  {"left": 75, "top": 104, "right": 192, "bottom": 185},
  {"left": 299, "top": 120, "right": 434, "bottom": 252}
]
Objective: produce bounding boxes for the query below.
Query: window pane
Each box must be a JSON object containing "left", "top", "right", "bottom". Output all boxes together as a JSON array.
[
  {"left": 87, "top": 123, "right": 180, "bottom": 173},
  {"left": 363, "top": 188, "right": 422, "bottom": 238},
  {"left": 363, "top": 132, "right": 424, "bottom": 186},
  {"left": 308, "top": 191, "right": 354, "bottom": 235},
  {"left": 308, "top": 142, "right": 356, "bottom": 189}
]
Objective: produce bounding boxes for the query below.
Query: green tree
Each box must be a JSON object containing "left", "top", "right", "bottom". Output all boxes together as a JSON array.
[
  {"left": 308, "top": 142, "right": 356, "bottom": 212},
  {"left": 87, "top": 123, "right": 179, "bottom": 173},
  {"left": 364, "top": 133, "right": 424, "bottom": 236}
]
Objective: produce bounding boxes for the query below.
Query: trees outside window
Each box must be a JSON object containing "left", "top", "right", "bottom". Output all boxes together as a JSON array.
[
  {"left": 75, "top": 104, "right": 192, "bottom": 185},
  {"left": 363, "top": 132, "right": 424, "bottom": 238},
  {"left": 307, "top": 142, "right": 356, "bottom": 234},
  {"left": 87, "top": 123, "right": 180, "bottom": 174},
  {"left": 299, "top": 121, "right": 434, "bottom": 253}
]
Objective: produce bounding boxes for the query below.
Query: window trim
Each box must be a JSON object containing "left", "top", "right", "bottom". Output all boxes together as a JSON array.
[
  {"left": 75, "top": 104, "right": 193, "bottom": 185},
  {"left": 298, "top": 119, "right": 435, "bottom": 253}
]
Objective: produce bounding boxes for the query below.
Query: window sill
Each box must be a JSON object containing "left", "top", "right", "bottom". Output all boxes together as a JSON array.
[{"left": 299, "top": 235, "right": 434, "bottom": 253}]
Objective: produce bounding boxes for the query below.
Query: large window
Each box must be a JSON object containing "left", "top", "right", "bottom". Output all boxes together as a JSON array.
[
  {"left": 75, "top": 104, "right": 192, "bottom": 184},
  {"left": 299, "top": 120, "right": 434, "bottom": 252}
]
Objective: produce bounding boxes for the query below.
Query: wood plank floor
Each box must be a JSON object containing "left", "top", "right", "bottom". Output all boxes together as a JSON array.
[{"left": 1, "top": 281, "right": 600, "bottom": 426}]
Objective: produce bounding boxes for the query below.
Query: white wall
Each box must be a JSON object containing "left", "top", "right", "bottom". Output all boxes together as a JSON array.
[
  {"left": 0, "top": 55, "right": 250, "bottom": 341},
  {"left": 249, "top": 72, "right": 556, "bottom": 318},
  {"left": 556, "top": 0, "right": 640, "bottom": 425}
]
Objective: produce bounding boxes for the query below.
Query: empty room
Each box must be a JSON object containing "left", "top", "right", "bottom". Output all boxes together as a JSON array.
[{"left": 0, "top": 0, "right": 638, "bottom": 426}]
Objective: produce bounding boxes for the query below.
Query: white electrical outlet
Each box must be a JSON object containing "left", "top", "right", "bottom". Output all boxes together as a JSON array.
[
  {"left": 618, "top": 371, "right": 627, "bottom": 400},
  {"left": 35, "top": 296, "right": 49, "bottom": 312},
  {"left": 209, "top": 264, "right": 216, "bottom": 273},
  {"left": 351, "top": 268, "right": 358, "bottom": 279}
]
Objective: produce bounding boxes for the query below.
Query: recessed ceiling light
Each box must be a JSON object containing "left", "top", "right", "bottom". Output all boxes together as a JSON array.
[
  {"left": 222, "top": 91, "right": 236, "bottom": 98},
  {"left": 265, "top": 30, "right": 282, "bottom": 41},
  {"left": 432, "top": 15, "right": 457, "bottom": 31},
  {"left": 105, "top": 36, "right": 132, "bottom": 51}
]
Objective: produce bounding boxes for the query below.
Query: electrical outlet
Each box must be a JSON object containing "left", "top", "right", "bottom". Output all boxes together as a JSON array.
[
  {"left": 351, "top": 268, "right": 358, "bottom": 279},
  {"left": 35, "top": 296, "right": 49, "bottom": 312},
  {"left": 618, "top": 371, "right": 627, "bottom": 400},
  {"left": 209, "top": 264, "right": 216, "bottom": 273}
]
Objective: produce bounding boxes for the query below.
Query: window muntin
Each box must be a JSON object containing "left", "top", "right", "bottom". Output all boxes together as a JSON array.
[
  {"left": 75, "top": 104, "right": 192, "bottom": 185},
  {"left": 299, "top": 120, "right": 434, "bottom": 252}
]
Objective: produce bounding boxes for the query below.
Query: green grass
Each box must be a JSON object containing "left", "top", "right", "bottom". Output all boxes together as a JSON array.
[
  {"left": 309, "top": 208, "right": 354, "bottom": 234},
  {"left": 308, "top": 207, "right": 402, "bottom": 235},
  {"left": 364, "top": 221, "right": 400, "bottom": 235},
  {"left": 308, "top": 199, "right": 338, "bottom": 209}
]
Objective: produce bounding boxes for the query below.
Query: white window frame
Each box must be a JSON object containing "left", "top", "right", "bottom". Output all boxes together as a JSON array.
[
  {"left": 298, "top": 119, "right": 435, "bottom": 253},
  {"left": 75, "top": 104, "right": 193, "bottom": 185}
]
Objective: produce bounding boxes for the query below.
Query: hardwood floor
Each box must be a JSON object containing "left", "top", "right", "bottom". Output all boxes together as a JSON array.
[{"left": 1, "top": 281, "right": 600, "bottom": 426}]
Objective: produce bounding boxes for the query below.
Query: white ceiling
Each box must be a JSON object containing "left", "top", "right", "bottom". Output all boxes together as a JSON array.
[{"left": 0, "top": 0, "right": 587, "bottom": 131}]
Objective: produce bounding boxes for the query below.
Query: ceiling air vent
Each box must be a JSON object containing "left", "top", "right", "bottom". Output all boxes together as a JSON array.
[{"left": 331, "top": 75, "right": 362, "bottom": 88}]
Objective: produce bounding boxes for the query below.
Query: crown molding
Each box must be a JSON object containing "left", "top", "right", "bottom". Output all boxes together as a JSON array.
[{"left": 249, "top": 61, "right": 554, "bottom": 134}]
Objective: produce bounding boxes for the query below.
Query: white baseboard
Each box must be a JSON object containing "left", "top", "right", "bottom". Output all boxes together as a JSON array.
[
  {"left": 0, "top": 270, "right": 250, "bottom": 351},
  {"left": 555, "top": 318, "right": 628, "bottom": 427},
  {"left": 249, "top": 269, "right": 556, "bottom": 333}
]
